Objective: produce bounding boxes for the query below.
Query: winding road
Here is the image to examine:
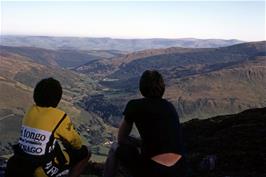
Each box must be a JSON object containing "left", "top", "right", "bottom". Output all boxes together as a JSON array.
[{"left": 0, "top": 114, "right": 15, "bottom": 121}]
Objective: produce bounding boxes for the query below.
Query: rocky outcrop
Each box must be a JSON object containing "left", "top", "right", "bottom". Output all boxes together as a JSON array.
[{"left": 182, "top": 107, "right": 266, "bottom": 177}]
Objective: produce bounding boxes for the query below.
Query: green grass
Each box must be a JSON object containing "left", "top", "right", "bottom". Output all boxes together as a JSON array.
[{"left": 90, "top": 154, "right": 107, "bottom": 163}]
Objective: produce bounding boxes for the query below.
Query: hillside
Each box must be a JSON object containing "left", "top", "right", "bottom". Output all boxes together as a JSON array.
[
  {"left": 76, "top": 47, "right": 207, "bottom": 79},
  {"left": 0, "top": 40, "right": 265, "bottom": 176},
  {"left": 1, "top": 40, "right": 265, "bottom": 161},
  {"left": 0, "top": 51, "right": 116, "bottom": 158},
  {"left": 1, "top": 35, "right": 243, "bottom": 51},
  {"left": 78, "top": 41, "right": 266, "bottom": 124},
  {"left": 77, "top": 41, "right": 265, "bottom": 80},
  {"left": 107, "top": 41, "right": 266, "bottom": 81},
  {"left": 0, "top": 51, "right": 98, "bottom": 97},
  {"left": 1, "top": 45, "right": 124, "bottom": 68},
  {"left": 165, "top": 56, "right": 266, "bottom": 119}
]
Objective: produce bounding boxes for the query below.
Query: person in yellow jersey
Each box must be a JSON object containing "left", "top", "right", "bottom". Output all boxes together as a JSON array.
[{"left": 6, "top": 78, "right": 91, "bottom": 177}]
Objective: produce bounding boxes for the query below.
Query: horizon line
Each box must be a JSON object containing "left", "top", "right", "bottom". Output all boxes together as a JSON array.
[{"left": 1, "top": 34, "right": 251, "bottom": 42}]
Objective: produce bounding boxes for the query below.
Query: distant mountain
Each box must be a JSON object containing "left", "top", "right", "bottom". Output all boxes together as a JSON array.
[
  {"left": 108, "top": 41, "right": 266, "bottom": 81},
  {"left": 0, "top": 45, "right": 124, "bottom": 68},
  {"left": 76, "top": 47, "right": 206, "bottom": 79},
  {"left": 1, "top": 35, "right": 244, "bottom": 51},
  {"left": 78, "top": 41, "right": 266, "bottom": 124},
  {"left": 77, "top": 41, "right": 265, "bottom": 80}
]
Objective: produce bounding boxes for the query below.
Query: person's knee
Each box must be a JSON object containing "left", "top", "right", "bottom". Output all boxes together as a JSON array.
[
  {"left": 85, "top": 146, "right": 91, "bottom": 161},
  {"left": 81, "top": 145, "right": 91, "bottom": 161},
  {"left": 116, "top": 144, "right": 140, "bottom": 167},
  {"left": 68, "top": 145, "right": 91, "bottom": 166},
  {"left": 109, "top": 142, "right": 118, "bottom": 153}
]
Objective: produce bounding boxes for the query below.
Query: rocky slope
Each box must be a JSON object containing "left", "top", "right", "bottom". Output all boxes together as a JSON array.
[{"left": 182, "top": 107, "right": 266, "bottom": 177}]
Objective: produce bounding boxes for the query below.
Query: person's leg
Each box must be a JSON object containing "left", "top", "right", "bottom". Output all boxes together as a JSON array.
[
  {"left": 116, "top": 143, "right": 141, "bottom": 177},
  {"left": 103, "top": 137, "right": 142, "bottom": 177},
  {"left": 68, "top": 155, "right": 90, "bottom": 177},
  {"left": 6, "top": 155, "right": 36, "bottom": 177},
  {"left": 67, "top": 145, "right": 91, "bottom": 177},
  {"left": 103, "top": 143, "right": 119, "bottom": 177}
]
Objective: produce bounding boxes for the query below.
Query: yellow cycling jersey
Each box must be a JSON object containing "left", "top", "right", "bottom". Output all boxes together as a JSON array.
[{"left": 19, "top": 105, "right": 82, "bottom": 156}]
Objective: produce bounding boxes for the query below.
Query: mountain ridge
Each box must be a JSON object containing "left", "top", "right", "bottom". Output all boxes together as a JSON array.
[
  {"left": 1, "top": 35, "right": 244, "bottom": 51},
  {"left": 76, "top": 41, "right": 265, "bottom": 80},
  {"left": 77, "top": 41, "right": 266, "bottom": 124},
  {"left": 0, "top": 45, "right": 125, "bottom": 68}
]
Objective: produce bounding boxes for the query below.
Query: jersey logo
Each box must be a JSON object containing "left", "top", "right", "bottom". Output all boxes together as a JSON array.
[{"left": 18, "top": 125, "right": 52, "bottom": 155}]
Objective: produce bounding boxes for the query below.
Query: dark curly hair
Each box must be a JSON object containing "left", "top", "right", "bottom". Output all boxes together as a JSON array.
[
  {"left": 33, "top": 77, "right": 62, "bottom": 107},
  {"left": 139, "top": 70, "right": 165, "bottom": 98}
]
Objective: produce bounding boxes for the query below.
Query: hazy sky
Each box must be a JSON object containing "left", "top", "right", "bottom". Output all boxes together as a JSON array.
[{"left": 1, "top": 1, "right": 265, "bottom": 41}]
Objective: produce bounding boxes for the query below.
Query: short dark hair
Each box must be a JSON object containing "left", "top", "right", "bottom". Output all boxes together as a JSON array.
[
  {"left": 139, "top": 70, "right": 165, "bottom": 98},
  {"left": 33, "top": 78, "right": 62, "bottom": 107}
]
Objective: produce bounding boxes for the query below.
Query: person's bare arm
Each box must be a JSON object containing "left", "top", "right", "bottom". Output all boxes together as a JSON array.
[{"left": 118, "top": 118, "right": 133, "bottom": 144}]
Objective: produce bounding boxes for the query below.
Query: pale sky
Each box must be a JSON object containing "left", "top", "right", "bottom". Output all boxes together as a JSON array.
[{"left": 1, "top": 1, "right": 265, "bottom": 41}]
